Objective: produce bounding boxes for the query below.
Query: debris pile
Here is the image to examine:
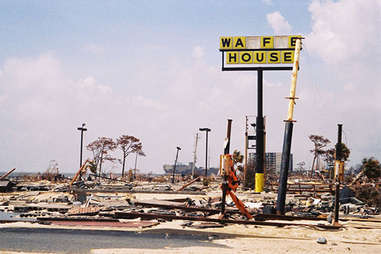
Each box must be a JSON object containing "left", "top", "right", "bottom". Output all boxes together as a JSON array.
[{"left": 0, "top": 170, "right": 379, "bottom": 232}]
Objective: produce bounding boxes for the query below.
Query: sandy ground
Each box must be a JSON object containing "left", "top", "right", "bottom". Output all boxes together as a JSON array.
[{"left": 1, "top": 217, "right": 381, "bottom": 254}]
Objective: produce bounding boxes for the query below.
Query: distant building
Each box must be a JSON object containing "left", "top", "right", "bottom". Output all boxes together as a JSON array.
[
  {"left": 163, "top": 162, "right": 219, "bottom": 176},
  {"left": 248, "top": 152, "right": 293, "bottom": 173}
]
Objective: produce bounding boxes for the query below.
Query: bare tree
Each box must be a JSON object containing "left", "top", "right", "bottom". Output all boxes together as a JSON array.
[
  {"left": 86, "top": 137, "right": 117, "bottom": 176},
  {"left": 324, "top": 144, "right": 350, "bottom": 165},
  {"left": 309, "top": 135, "right": 330, "bottom": 176},
  {"left": 116, "top": 135, "right": 143, "bottom": 177},
  {"left": 296, "top": 161, "right": 306, "bottom": 172}
]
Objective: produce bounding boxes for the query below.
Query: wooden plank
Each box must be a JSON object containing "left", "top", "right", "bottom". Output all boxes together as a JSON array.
[
  {"left": 67, "top": 207, "right": 101, "bottom": 216},
  {"left": 72, "top": 187, "right": 205, "bottom": 195},
  {"left": 177, "top": 176, "right": 201, "bottom": 191},
  {"left": 114, "top": 211, "right": 341, "bottom": 229},
  {"left": 47, "top": 220, "right": 159, "bottom": 228},
  {"left": 135, "top": 200, "right": 221, "bottom": 214}
]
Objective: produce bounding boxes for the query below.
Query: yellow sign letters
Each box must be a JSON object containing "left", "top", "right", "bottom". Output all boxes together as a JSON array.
[{"left": 219, "top": 35, "right": 300, "bottom": 65}]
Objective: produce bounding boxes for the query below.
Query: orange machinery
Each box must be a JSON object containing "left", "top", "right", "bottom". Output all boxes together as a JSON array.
[
  {"left": 220, "top": 154, "right": 253, "bottom": 220},
  {"left": 69, "top": 159, "right": 93, "bottom": 189}
]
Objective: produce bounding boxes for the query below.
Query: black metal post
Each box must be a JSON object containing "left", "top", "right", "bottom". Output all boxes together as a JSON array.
[
  {"left": 77, "top": 123, "right": 87, "bottom": 168},
  {"left": 336, "top": 124, "right": 343, "bottom": 161},
  {"left": 205, "top": 132, "right": 209, "bottom": 177},
  {"left": 224, "top": 120, "right": 232, "bottom": 155},
  {"left": 255, "top": 70, "right": 265, "bottom": 192},
  {"left": 334, "top": 124, "right": 343, "bottom": 224},
  {"left": 276, "top": 121, "right": 293, "bottom": 215},
  {"left": 221, "top": 119, "right": 232, "bottom": 215},
  {"left": 199, "top": 128, "right": 211, "bottom": 177},
  {"left": 172, "top": 146, "right": 181, "bottom": 184}
]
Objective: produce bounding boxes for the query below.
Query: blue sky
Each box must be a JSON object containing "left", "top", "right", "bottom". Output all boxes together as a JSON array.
[{"left": 0, "top": 0, "right": 380, "bottom": 174}]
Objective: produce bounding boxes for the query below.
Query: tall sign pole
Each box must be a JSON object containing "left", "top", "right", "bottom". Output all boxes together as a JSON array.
[
  {"left": 276, "top": 38, "right": 302, "bottom": 215},
  {"left": 255, "top": 69, "right": 265, "bottom": 192}
]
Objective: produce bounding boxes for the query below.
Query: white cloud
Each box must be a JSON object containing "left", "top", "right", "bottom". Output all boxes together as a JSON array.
[
  {"left": 306, "top": 0, "right": 381, "bottom": 63},
  {"left": 192, "top": 46, "right": 204, "bottom": 59},
  {"left": 0, "top": 54, "right": 167, "bottom": 173},
  {"left": 266, "top": 11, "right": 292, "bottom": 34},
  {"left": 298, "top": 1, "right": 381, "bottom": 166}
]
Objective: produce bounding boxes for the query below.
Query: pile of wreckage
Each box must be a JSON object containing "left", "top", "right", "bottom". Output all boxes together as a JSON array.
[{"left": 1, "top": 166, "right": 380, "bottom": 231}]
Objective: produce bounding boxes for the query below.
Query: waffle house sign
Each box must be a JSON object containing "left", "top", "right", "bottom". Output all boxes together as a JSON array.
[{"left": 219, "top": 35, "right": 301, "bottom": 71}]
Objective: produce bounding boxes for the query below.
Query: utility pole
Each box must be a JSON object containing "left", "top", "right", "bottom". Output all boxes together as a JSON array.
[
  {"left": 199, "top": 128, "right": 211, "bottom": 177},
  {"left": 172, "top": 146, "right": 181, "bottom": 184},
  {"left": 77, "top": 123, "right": 87, "bottom": 168},
  {"left": 192, "top": 133, "right": 200, "bottom": 178},
  {"left": 134, "top": 152, "right": 138, "bottom": 179},
  {"left": 276, "top": 38, "right": 302, "bottom": 215}
]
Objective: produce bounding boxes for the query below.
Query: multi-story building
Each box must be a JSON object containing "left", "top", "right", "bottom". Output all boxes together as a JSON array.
[{"left": 248, "top": 152, "right": 293, "bottom": 173}]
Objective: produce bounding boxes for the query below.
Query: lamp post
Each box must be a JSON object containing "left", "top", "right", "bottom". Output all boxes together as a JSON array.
[
  {"left": 199, "top": 128, "right": 211, "bottom": 177},
  {"left": 172, "top": 146, "right": 181, "bottom": 184},
  {"left": 77, "top": 123, "right": 87, "bottom": 168}
]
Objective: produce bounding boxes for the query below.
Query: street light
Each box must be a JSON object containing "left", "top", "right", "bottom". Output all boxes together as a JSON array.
[
  {"left": 77, "top": 123, "right": 87, "bottom": 168},
  {"left": 172, "top": 146, "right": 181, "bottom": 184},
  {"left": 199, "top": 128, "right": 211, "bottom": 177}
]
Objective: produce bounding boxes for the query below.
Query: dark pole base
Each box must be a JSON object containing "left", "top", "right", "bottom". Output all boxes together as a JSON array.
[{"left": 276, "top": 121, "right": 293, "bottom": 215}]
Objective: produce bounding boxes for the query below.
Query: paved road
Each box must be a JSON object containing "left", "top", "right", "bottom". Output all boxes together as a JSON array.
[{"left": 0, "top": 227, "right": 228, "bottom": 253}]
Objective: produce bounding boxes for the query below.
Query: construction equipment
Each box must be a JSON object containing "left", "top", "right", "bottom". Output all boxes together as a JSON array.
[
  {"left": 69, "top": 159, "right": 94, "bottom": 189},
  {"left": 0, "top": 168, "right": 16, "bottom": 180},
  {"left": 220, "top": 154, "right": 253, "bottom": 220}
]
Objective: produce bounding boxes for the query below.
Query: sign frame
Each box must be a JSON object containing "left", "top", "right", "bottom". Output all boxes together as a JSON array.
[{"left": 219, "top": 35, "right": 301, "bottom": 71}]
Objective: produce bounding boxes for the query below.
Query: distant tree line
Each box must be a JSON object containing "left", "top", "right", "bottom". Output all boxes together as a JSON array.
[
  {"left": 308, "top": 134, "right": 350, "bottom": 176},
  {"left": 308, "top": 134, "right": 381, "bottom": 181},
  {"left": 86, "top": 135, "right": 145, "bottom": 177}
]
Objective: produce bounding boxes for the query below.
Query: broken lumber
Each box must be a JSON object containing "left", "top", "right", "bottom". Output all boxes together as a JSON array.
[
  {"left": 71, "top": 187, "right": 205, "bottom": 195},
  {"left": 177, "top": 176, "right": 201, "bottom": 191},
  {"left": 114, "top": 211, "right": 341, "bottom": 229}
]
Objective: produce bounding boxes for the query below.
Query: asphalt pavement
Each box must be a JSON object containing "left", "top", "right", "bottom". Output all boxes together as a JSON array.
[{"left": 0, "top": 226, "right": 228, "bottom": 253}]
